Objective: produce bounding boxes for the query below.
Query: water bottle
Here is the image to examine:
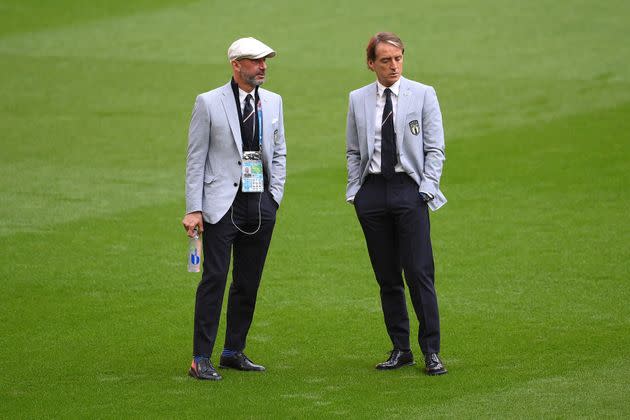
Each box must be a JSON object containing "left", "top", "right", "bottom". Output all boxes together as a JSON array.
[{"left": 187, "top": 228, "right": 202, "bottom": 272}]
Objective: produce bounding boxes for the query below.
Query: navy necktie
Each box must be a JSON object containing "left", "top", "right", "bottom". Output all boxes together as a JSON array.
[
  {"left": 381, "top": 88, "right": 396, "bottom": 179},
  {"left": 242, "top": 94, "right": 256, "bottom": 150}
]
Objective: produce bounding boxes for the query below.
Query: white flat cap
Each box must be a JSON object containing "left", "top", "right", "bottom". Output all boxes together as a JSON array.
[{"left": 228, "top": 37, "right": 276, "bottom": 61}]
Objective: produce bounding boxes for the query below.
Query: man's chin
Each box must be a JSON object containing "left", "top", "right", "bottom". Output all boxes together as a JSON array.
[
  {"left": 248, "top": 78, "right": 265, "bottom": 86},
  {"left": 379, "top": 76, "right": 400, "bottom": 87}
]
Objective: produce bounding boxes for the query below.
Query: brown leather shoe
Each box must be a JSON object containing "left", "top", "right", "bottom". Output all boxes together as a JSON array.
[{"left": 376, "top": 349, "right": 415, "bottom": 370}]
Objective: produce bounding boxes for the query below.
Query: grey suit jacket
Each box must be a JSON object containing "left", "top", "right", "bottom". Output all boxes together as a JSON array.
[
  {"left": 186, "top": 82, "right": 287, "bottom": 223},
  {"left": 346, "top": 76, "right": 446, "bottom": 211}
]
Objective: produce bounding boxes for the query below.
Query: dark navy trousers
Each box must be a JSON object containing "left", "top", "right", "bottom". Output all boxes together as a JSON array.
[
  {"left": 354, "top": 173, "right": 440, "bottom": 354},
  {"left": 193, "top": 189, "right": 277, "bottom": 358}
]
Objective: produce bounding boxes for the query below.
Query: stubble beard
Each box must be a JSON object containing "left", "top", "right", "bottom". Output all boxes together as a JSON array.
[{"left": 242, "top": 69, "right": 265, "bottom": 87}]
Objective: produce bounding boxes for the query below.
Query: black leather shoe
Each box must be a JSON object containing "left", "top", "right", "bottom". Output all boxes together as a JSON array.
[
  {"left": 424, "top": 353, "right": 447, "bottom": 375},
  {"left": 219, "top": 352, "right": 265, "bottom": 371},
  {"left": 376, "top": 349, "right": 415, "bottom": 370},
  {"left": 189, "top": 358, "right": 222, "bottom": 381}
]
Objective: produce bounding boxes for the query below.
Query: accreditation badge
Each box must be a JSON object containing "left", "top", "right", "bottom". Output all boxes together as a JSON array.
[{"left": 241, "top": 151, "right": 264, "bottom": 192}]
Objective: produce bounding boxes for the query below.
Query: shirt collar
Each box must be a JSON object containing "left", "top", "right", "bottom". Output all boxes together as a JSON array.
[
  {"left": 239, "top": 87, "right": 254, "bottom": 105},
  {"left": 376, "top": 78, "right": 401, "bottom": 97}
]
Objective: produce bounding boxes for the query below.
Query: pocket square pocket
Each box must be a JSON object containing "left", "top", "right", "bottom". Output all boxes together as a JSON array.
[{"left": 272, "top": 118, "right": 280, "bottom": 143}]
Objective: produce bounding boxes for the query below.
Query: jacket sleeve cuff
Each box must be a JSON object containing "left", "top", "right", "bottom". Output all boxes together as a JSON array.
[
  {"left": 186, "top": 204, "right": 202, "bottom": 215},
  {"left": 419, "top": 181, "right": 437, "bottom": 197}
]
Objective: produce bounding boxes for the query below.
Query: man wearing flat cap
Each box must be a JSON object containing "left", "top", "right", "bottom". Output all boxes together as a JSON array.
[{"left": 183, "top": 37, "right": 286, "bottom": 381}]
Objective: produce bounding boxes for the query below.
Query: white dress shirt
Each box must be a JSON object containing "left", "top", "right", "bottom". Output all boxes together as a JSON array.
[{"left": 369, "top": 79, "right": 405, "bottom": 175}]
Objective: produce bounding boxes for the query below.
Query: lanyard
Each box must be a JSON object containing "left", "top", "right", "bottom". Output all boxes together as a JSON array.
[{"left": 256, "top": 99, "right": 263, "bottom": 149}]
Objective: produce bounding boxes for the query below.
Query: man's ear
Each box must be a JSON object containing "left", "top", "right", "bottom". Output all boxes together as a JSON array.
[{"left": 367, "top": 60, "right": 375, "bottom": 72}]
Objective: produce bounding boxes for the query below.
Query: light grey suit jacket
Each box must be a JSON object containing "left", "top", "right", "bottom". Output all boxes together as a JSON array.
[
  {"left": 186, "top": 82, "right": 287, "bottom": 223},
  {"left": 346, "top": 76, "right": 446, "bottom": 211}
]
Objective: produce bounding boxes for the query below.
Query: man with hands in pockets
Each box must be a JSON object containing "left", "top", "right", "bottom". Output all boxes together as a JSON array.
[{"left": 346, "top": 32, "right": 448, "bottom": 376}]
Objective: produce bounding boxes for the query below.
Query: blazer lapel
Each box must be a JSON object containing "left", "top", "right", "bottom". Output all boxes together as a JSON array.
[
  {"left": 259, "top": 90, "right": 272, "bottom": 168},
  {"left": 395, "top": 77, "right": 410, "bottom": 151},
  {"left": 364, "top": 83, "right": 376, "bottom": 158},
  {"left": 220, "top": 83, "right": 243, "bottom": 157}
]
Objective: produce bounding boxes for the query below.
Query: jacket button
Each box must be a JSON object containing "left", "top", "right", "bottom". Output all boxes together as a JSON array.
[
  {"left": 238, "top": 161, "right": 241, "bottom": 165},
  {"left": 233, "top": 183, "right": 238, "bottom": 187}
]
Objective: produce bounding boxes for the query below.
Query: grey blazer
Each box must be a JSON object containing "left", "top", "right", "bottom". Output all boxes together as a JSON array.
[
  {"left": 346, "top": 76, "right": 446, "bottom": 211},
  {"left": 186, "top": 82, "right": 287, "bottom": 223}
]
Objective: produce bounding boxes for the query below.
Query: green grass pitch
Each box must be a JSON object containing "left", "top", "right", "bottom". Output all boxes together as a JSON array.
[{"left": 1, "top": 0, "right": 628, "bottom": 417}]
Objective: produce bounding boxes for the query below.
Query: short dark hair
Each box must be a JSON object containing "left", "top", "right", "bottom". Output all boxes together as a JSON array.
[{"left": 366, "top": 32, "right": 405, "bottom": 67}]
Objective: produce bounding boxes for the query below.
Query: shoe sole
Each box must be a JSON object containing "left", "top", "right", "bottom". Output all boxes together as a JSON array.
[
  {"left": 376, "top": 361, "right": 416, "bottom": 370},
  {"left": 218, "top": 364, "right": 265, "bottom": 371},
  {"left": 426, "top": 368, "right": 448, "bottom": 376}
]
